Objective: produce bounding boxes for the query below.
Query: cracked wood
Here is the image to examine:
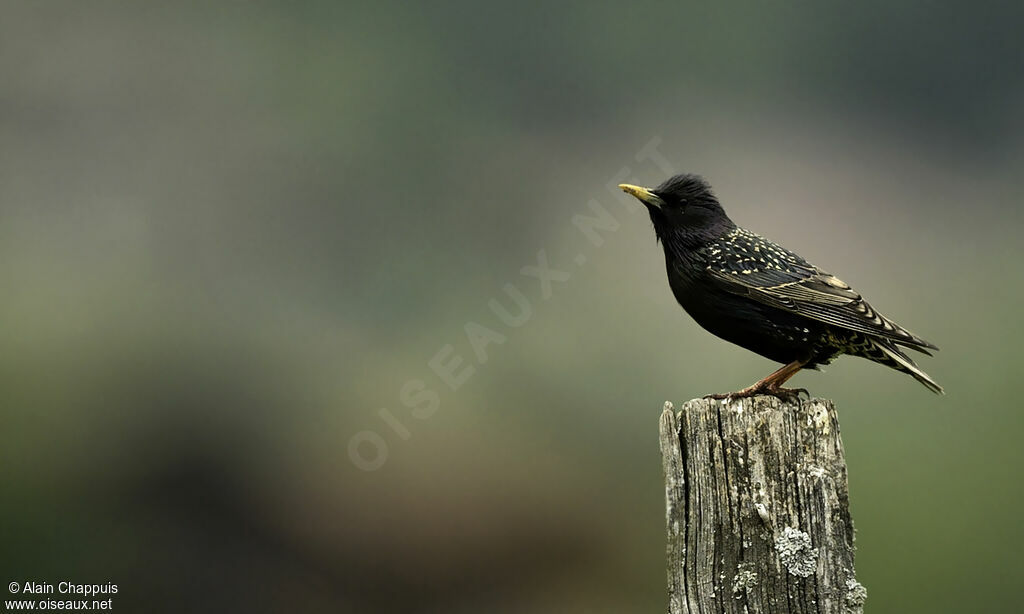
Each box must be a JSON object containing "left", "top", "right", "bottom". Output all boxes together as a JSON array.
[{"left": 659, "top": 396, "right": 866, "bottom": 614}]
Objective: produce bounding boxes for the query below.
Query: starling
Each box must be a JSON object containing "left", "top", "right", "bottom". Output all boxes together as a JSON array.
[{"left": 620, "top": 174, "right": 941, "bottom": 399}]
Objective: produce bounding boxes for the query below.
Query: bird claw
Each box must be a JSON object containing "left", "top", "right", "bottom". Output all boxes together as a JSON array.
[
  {"left": 703, "top": 390, "right": 758, "bottom": 402},
  {"left": 704, "top": 386, "right": 809, "bottom": 403},
  {"left": 769, "top": 387, "right": 809, "bottom": 403},
  {"left": 704, "top": 392, "right": 741, "bottom": 401}
]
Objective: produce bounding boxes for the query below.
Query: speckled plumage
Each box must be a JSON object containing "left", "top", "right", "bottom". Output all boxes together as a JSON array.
[{"left": 621, "top": 174, "right": 942, "bottom": 396}]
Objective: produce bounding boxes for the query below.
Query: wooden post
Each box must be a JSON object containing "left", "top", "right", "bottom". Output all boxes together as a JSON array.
[{"left": 659, "top": 396, "right": 867, "bottom": 614}]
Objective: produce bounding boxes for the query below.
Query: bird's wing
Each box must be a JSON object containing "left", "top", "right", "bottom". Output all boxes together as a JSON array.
[{"left": 705, "top": 229, "right": 938, "bottom": 351}]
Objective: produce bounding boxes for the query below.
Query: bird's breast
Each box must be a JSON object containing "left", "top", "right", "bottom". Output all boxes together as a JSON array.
[{"left": 665, "top": 265, "right": 832, "bottom": 365}]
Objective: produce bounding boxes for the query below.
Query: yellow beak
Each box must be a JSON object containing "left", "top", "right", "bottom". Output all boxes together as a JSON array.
[{"left": 618, "top": 184, "right": 663, "bottom": 207}]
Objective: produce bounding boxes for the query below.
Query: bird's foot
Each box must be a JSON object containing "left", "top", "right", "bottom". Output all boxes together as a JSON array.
[
  {"left": 764, "top": 386, "right": 809, "bottom": 403},
  {"left": 704, "top": 385, "right": 809, "bottom": 403}
]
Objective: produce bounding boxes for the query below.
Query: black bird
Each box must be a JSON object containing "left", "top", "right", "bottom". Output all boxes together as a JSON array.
[{"left": 620, "top": 174, "right": 941, "bottom": 399}]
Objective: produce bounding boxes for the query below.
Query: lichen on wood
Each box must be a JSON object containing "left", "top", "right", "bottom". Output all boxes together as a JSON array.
[{"left": 659, "top": 396, "right": 866, "bottom": 614}]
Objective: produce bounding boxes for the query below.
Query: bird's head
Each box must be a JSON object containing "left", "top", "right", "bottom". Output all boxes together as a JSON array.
[{"left": 620, "top": 174, "right": 734, "bottom": 245}]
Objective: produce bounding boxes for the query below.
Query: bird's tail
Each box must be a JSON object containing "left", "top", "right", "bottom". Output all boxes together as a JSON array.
[{"left": 869, "top": 338, "right": 944, "bottom": 394}]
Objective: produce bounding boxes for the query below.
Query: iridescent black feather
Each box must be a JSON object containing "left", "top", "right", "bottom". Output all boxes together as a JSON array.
[{"left": 634, "top": 174, "right": 942, "bottom": 394}]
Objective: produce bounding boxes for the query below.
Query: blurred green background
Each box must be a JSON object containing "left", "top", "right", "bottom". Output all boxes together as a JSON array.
[{"left": 2, "top": 2, "right": 1022, "bottom": 612}]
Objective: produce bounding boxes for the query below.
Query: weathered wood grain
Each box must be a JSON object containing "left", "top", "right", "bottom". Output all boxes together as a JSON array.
[{"left": 659, "top": 396, "right": 866, "bottom": 614}]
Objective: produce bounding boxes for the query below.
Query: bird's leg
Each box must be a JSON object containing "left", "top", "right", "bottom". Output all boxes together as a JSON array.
[{"left": 705, "top": 360, "right": 809, "bottom": 402}]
